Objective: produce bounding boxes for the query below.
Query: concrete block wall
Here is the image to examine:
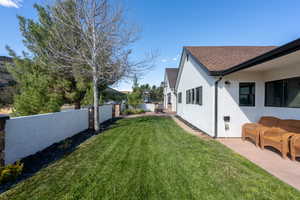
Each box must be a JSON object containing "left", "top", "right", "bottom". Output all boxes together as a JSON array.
[{"left": 1, "top": 105, "right": 113, "bottom": 165}]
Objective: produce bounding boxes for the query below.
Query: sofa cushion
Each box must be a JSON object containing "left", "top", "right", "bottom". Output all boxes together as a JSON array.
[
  {"left": 259, "top": 116, "right": 279, "bottom": 127},
  {"left": 278, "top": 120, "right": 300, "bottom": 133}
]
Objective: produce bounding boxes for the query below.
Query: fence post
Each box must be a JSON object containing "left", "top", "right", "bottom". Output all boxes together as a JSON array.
[
  {"left": 88, "top": 107, "right": 95, "bottom": 131},
  {"left": 0, "top": 115, "right": 9, "bottom": 166}
]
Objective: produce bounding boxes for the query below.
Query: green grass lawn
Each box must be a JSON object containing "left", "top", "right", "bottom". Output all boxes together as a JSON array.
[{"left": 1, "top": 116, "right": 300, "bottom": 200}]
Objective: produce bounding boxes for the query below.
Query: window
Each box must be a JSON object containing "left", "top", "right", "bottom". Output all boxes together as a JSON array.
[
  {"left": 265, "top": 80, "right": 284, "bottom": 107},
  {"left": 191, "top": 89, "right": 195, "bottom": 104},
  {"left": 239, "top": 83, "right": 255, "bottom": 106},
  {"left": 167, "top": 93, "right": 171, "bottom": 104},
  {"left": 186, "top": 90, "right": 190, "bottom": 104},
  {"left": 285, "top": 77, "right": 300, "bottom": 108},
  {"left": 186, "top": 89, "right": 192, "bottom": 104},
  {"left": 196, "top": 87, "right": 203, "bottom": 105},
  {"left": 265, "top": 77, "right": 300, "bottom": 108},
  {"left": 178, "top": 92, "right": 182, "bottom": 103}
]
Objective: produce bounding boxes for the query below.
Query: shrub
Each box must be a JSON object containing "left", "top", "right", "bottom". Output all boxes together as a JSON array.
[
  {"left": 135, "top": 109, "right": 146, "bottom": 114},
  {"left": 0, "top": 161, "right": 24, "bottom": 184},
  {"left": 123, "top": 109, "right": 146, "bottom": 115}
]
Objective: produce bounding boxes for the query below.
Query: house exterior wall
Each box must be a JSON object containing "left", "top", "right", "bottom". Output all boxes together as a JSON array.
[
  {"left": 176, "top": 55, "right": 215, "bottom": 136},
  {"left": 217, "top": 64, "right": 300, "bottom": 137},
  {"left": 163, "top": 75, "right": 176, "bottom": 112},
  {"left": 217, "top": 72, "right": 265, "bottom": 137}
]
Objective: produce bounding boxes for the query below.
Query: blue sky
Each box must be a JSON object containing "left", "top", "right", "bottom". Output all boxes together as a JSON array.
[{"left": 1, "top": 0, "right": 300, "bottom": 91}]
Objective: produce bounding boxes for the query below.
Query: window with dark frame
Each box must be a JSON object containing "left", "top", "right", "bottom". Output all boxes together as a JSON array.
[
  {"left": 178, "top": 92, "right": 182, "bottom": 103},
  {"left": 167, "top": 93, "right": 171, "bottom": 104},
  {"left": 186, "top": 90, "right": 189, "bottom": 104},
  {"left": 191, "top": 89, "right": 195, "bottom": 104},
  {"left": 196, "top": 86, "right": 203, "bottom": 105},
  {"left": 239, "top": 83, "right": 255, "bottom": 107},
  {"left": 265, "top": 77, "right": 300, "bottom": 108}
]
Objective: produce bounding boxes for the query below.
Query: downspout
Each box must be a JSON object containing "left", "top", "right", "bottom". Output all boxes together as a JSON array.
[
  {"left": 174, "top": 89, "right": 177, "bottom": 113},
  {"left": 214, "top": 77, "right": 223, "bottom": 138}
]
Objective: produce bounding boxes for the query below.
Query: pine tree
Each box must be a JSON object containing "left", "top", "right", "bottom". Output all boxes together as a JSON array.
[
  {"left": 15, "top": 3, "right": 91, "bottom": 110},
  {"left": 6, "top": 53, "right": 63, "bottom": 116}
]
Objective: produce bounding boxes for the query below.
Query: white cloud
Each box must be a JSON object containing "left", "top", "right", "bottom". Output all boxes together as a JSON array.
[
  {"left": 172, "top": 54, "right": 180, "bottom": 61},
  {"left": 161, "top": 59, "right": 167, "bottom": 63},
  {"left": 0, "top": 0, "right": 22, "bottom": 8}
]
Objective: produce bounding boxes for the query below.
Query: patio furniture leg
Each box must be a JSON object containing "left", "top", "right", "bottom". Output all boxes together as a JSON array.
[
  {"left": 282, "top": 133, "right": 294, "bottom": 159},
  {"left": 290, "top": 135, "right": 300, "bottom": 161},
  {"left": 260, "top": 139, "right": 265, "bottom": 150},
  {"left": 291, "top": 153, "right": 296, "bottom": 161},
  {"left": 281, "top": 150, "right": 287, "bottom": 159},
  {"left": 255, "top": 135, "right": 259, "bottom": 147}
]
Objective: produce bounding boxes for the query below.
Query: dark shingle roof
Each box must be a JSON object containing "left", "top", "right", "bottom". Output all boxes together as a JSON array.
[
  {"left": 165, "top": 68, "right": 178, "bottom": 89},
  {"left": 185, "top": 46, "right": 277, "bottom": 72}
]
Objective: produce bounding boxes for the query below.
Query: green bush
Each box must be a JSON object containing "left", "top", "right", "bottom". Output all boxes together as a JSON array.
[
  {"left": 123, "top": 109, "right": 146, "bottom": 115},
  {"left": 0, "top": 161, "right": 24, "bottom": 184}
]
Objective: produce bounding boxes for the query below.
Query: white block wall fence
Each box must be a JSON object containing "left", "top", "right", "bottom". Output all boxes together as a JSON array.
[
  {"left": 0, "top": 105, "right": 113, "bottom": 165},
  {"left": 99, "top": 105, "right": 113, "bottom": 123},
  {"left": 138, "top": 103, "right": 156, "bottom": 112},
  {"left": 128, "top": 103, "right": 156, "bottom": 112}
]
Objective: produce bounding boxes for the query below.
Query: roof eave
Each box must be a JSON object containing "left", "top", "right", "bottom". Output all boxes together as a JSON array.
[
  {"left": 215, "top": 38, "right": 300, "bottom": 76},
  {"left": 186, "top": 38, "right": 300, "bottom": 77}
]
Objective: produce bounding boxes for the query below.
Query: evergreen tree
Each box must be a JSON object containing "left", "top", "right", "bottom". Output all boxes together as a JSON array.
[
  {"left": 127, "top": 90, "right": 142, "bottom": 110},
  {"left": 15, "top": 3, "right": 91, "bottom": 109},
  {"left": 6, "top": 53, "right": 63, "bottom": 116}
]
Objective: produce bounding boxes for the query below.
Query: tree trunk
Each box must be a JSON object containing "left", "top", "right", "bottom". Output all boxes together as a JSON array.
[
  {"left": 93, "top": 75, "right": 100, "bottom": 132},
  {"left": 74, "top": 101, "right": 81, "bottom": 110}
]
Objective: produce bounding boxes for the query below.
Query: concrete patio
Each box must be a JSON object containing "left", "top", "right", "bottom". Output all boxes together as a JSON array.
[{"left": 218, "top": 138, "right": 300, "bottom": 190}]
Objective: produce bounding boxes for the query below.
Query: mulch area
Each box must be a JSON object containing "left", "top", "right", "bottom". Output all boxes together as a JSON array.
[{"left": 0, "top": 118, "right": 121, "bottom": 194}]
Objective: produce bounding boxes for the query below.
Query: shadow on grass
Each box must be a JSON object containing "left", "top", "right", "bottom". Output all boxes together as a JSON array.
[{"left": 0, "top": 117, "right": 122, "bottom": 194}]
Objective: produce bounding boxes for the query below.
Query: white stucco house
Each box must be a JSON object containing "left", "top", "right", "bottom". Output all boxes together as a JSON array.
[
  {"left": 163, "top": 68, "right": 178, "bottom": 112},
  {"left": 175, "top": 38, "right": 300, "bottom": 138}
]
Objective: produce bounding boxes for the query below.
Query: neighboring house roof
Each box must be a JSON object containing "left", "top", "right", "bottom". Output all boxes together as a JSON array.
[
  {"left": 165, "top": 68, "right": 178, "bottom": 89},
  {"left": 183, "top": 38, "right": 300, "bottom": 76},
  {"left": 120, "top": 91, "right": 131, "bottom": 94}
]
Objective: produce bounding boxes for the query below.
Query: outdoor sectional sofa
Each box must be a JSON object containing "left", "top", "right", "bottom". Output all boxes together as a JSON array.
[
  {"left": 242, "top": 117, "right": 300, "bottom": 160},
  {"left": 242, "top": 116, "right": 279, "bottom": 147}
]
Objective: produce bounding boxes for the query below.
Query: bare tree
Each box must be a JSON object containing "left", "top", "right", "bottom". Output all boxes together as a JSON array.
[{"left": 45, "top": 0, "right": 154, "bottom": 131}]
